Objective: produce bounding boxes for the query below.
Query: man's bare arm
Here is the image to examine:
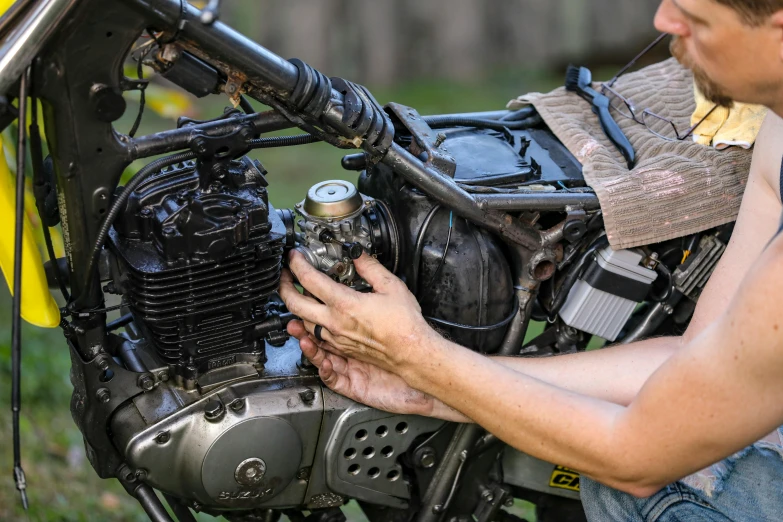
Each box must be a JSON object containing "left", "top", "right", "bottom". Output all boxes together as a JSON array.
[{"left": 404, "top": 232, "right": 783, "bottom": 496}]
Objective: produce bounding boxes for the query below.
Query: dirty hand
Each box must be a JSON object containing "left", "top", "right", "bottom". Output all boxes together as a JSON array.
[
  {"left": 279, "top": 251, "right": 441, "bottom": 380},
  {"left": 287, "top": 319, "right": 436, "bottom": 416}
]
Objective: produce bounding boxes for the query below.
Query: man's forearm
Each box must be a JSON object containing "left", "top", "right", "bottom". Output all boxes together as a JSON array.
[
  {"left": 494, "top": 335, "right": 682, "bottom": 405},
  {"left": 426, "top": 335, "right": 682, "bottom": 422}
]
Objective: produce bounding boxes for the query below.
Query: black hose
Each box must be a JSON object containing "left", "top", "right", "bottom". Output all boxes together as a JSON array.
[
  {"left": 425, "top": 296, "right": 520, "bottom": 332},
  {"left": 78, "top": 151, "right": 197, "bottom": 308},
  {"left": 500, "top": 106, "right": 537, "bottom": 121},
  {"left": 548, "top": 235, "right": 610, "bottom": 320},
  {"left": 134, "top": 485, "right": 175, "bottom": 522},
  {"left": 238, "top": 95, "right": 255, "bottom": 115},
  {"left": 423, "top": 115, "right": 542, "bottom": 131},
  {"left": 649, "top": 262, "right": 674, "bottom": 303}
]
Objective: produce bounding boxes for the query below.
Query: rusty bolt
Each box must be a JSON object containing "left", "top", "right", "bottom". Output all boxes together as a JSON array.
[
  {"left": 155, "top": 431, "right": 170, "bottom": 444},
  {"left": 434, "top": 133, "right": 447, "bottom": 147},
  {"left": 96, "top": 388, "right": 111, "bottom": 403},
  {"left": 299, "top": 389, "right": 316, "bottom": 405},
  {"left": 138, "top": 375, "right": 155, "bottom": 391}
]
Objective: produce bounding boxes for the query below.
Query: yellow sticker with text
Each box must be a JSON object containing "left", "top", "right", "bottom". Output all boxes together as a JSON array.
[{"left": 549, "top": 465, "right": 580, "bottom": 492}]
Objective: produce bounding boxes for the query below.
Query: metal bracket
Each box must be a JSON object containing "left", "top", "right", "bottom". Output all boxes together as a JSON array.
[{"left": 386, "top": 103, "right": 457, "bottom": 178}]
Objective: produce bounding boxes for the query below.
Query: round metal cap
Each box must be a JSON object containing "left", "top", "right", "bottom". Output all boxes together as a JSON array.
[
  {"left": 303, "top": 180, "right": 363, "bottom": 218},
  {"left": 234, "top": 458, "right": 267, "bottom": 487}
]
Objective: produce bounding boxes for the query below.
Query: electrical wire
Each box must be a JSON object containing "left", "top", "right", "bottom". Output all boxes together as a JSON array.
[
  {"left": 424, "top": 211, "right": 453, "bottom": 290},
  {"left": 29, "top": 89, "right": 70, "bottom": 302},
  {"left": 78, "top": 151, "right": 197, "bottom": 308},
  {"left": 11, "top": 67, "right": 30, "bottom": 511},
  {"left": 128, "top": 45, "right": 151, "bottom": 138}
]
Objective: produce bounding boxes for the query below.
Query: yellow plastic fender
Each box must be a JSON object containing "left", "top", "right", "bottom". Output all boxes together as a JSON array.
[{"left": 0, "top": 137, "right": 60, "bottom": 328}]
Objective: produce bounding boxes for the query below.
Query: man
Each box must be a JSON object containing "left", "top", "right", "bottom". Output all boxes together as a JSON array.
[{"left": 280, "top": 0, "right": 783, "bottom": 519}]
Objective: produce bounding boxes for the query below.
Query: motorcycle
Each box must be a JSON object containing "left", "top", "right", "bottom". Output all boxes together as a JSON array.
[{"left": 0, "top": 0, "right": 732, "bottom": 521}]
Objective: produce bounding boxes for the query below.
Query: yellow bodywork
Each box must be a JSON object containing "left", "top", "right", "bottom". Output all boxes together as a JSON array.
[{"left": 0, "top": 138, "right": 60, "bottom": 328}]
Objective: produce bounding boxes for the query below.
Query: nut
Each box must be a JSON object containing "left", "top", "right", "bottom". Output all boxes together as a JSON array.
[
  {"left": 154, "top": 431, "right": 170, "bottom": 445},
  {"left": 299, "top": 389, "right": 316, "bottom": 405},
  {"left": 138, "top": 375, "right": 155, "bottom": 392},
  {"left": 96, "top": 388, "right": 111, "bottom": 403}
]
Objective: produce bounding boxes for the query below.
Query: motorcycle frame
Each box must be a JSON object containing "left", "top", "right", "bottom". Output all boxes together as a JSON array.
[{"left": 8, "top": 0, "right": 601, "bottom": 519}]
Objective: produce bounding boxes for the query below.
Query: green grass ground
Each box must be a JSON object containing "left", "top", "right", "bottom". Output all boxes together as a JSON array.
[{"left": 0, "top": 69, "right": 569, "bottom": 521}]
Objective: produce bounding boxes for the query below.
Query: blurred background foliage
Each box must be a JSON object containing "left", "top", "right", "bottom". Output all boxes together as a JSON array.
[{"left": 0, "top": 0, "right": 667, "bottom": 520}]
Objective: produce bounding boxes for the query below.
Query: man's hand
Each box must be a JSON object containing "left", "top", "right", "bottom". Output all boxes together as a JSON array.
[
  {"left": 279, "top": 251, "right": 438, "bottom": 376},
  {"left": 287, "top": 320, "right": 435, "bottom": 416}
]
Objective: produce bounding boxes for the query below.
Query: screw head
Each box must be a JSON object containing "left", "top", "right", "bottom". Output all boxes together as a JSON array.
[
  {"left": 154, "top": 431, "right": 170, "bottom": 444},
  {"left": 138, "top": 375, "right": 155, "bottom": 391},
  {"left": 135, "top": 469, "right": 148, "bottom": 481}
]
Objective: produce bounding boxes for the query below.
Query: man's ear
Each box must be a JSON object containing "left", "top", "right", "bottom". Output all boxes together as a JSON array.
[{"left": 770, "top": 11, "right": 783, "bottom": 63}]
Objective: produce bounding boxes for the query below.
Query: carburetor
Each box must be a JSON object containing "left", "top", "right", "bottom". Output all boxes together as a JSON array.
[{"left": 293, "top": 180, "right": 398, "bottom": 288}]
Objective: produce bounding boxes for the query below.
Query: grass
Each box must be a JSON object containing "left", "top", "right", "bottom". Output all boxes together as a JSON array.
[{"left": 0, "top": 68, "right": 570, "bottom": 521}]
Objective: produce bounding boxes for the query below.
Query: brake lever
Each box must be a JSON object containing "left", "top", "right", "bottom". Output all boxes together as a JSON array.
[{"left": 200, "top": 0, "right": 222, "bottom": 25}]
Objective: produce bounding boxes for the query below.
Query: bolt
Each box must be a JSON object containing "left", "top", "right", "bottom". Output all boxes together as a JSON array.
[
  {"left": 227, "top": 83, "right": 237, "bottom": 94},
  {"left": 96, "top": 388, "right": 111, "bottom": 403},
  {"left": 504, "top": 498, "right": 514, "bottom": 507},
  {"left": 435, "top": 133, "right": 447, "bottom": 147},
  {"left": 192, "top": 138, "right": 208, "bottom": 155},
  {"left": 140, "top": 207, "right": 152, "bottom": 218},
  {"left": 414, "top": 447, "right": 437, "bottom": 469},
  {"left": 138, "top": 375, "right": 155, "bottom": 392},
  {"left": 296, "top": 467, "right": 310, "bottom": 480},
  {"left": 157, "top": 370, "right": 170, "bottom": 382},
  {"left": 162, "top": 226, "right": 177, "bottom": 237},
  {"left": 229, "top": 398, "right": 246, "bottom": 412},
  {"left": 299, "top": 389, "right": 316, "bottom": 405},
  {"left": 481, "top": 490, "right": 494, "bottom": 502},
  {"left": 95, "top": 356, "right": 110, "bottom": 371},
  {"left": 135, "top": 469, "right": 148, "bottom": 481},
  {"left": 204, "top": 399, "right": 225, "bottom": 421},
  {"left": 663, "top": 304, "right": 674, "bottom": 315},
  {"left": 154, "top": 431, "right": 170, "bottom": 444}
]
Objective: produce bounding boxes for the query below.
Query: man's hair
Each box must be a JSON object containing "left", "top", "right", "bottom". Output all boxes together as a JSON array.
[{"left": 716, "top": 0, "right": 783, "bottom": 24}]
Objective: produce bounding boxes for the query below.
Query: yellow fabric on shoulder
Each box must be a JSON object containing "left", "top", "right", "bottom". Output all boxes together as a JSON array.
[{"left": 691, "top": 84, "right": 767, "bottom": 150}]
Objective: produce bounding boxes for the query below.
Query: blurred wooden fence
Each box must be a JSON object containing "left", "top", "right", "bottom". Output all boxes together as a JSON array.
[{"left": 223, "top": 0, "right": 662, "bottom": 85}]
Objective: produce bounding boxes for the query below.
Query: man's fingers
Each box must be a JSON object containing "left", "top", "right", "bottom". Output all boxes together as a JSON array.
[
  {"left": 353, "top": 253, "right": 401, "bottom": 293},
  {"left": 288, "top": 250, "right": 350, "bottom": 305},
  {"left": 298, "top": 336, "right": 329, "bottom": 368},
  {"left": 303, "top": 320, "right": 337, "bottom": 346},
  {"left": 279, "top": 271, "right": 334, "bottom": 327}
]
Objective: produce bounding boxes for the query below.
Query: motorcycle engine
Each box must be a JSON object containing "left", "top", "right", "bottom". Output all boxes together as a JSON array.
[{"left": 102, "top": 121, "right": 586, "bottom": 516}]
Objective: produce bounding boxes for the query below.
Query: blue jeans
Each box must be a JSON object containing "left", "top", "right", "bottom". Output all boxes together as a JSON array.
[{"left": 581, "top": 439, "right": 783, "bottom": 521}]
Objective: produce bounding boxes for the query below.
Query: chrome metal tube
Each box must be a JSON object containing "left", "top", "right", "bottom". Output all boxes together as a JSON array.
[{"left": 0, "top": 0, "right": 79, "bottom": 94}]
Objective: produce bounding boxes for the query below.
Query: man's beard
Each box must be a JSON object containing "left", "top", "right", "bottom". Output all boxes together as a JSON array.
[{"left": 670, "top": 36, "right": 734, "bottom": 108}]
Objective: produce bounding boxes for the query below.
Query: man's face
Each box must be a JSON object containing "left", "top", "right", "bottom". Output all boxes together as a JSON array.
[{"left": 655, "top": 0, "right": 783, "bottom": 111}]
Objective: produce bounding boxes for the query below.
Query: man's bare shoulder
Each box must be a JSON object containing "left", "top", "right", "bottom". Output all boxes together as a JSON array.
[{"left": 752, "top": 112, "right": 783, "bottom": 201}]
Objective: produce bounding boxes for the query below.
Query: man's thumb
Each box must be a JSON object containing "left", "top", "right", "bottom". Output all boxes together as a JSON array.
[{"left": 354, "top": 253, "right": 398, "bottom": 292}]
